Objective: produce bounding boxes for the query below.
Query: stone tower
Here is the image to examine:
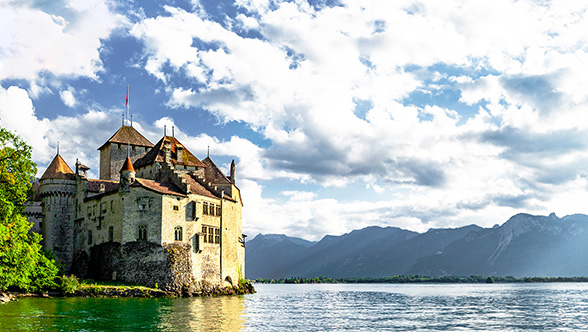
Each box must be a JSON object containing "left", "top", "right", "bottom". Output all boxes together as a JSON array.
[
  {"left": 39, "top": 154, "right": 76, "bottom": 271},
  {"left": 98, "top": 125, "right": 153, "bottom": 181}
]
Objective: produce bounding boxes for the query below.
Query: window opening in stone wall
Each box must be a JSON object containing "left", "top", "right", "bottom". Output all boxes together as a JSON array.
[
  {"left": 193, "top": 234, "right": 199, "bottom": 252},
  {"left": 203, "top": 202, "right": 209, "bottom": 215},
  {"left": 101, "top": 202, "right": 107, "bottom": 214},
  {"left": 173, "top": 205, "right": 179, "bottom": 211},
  {"left": 88, "top": 230, "right": 93, "bottom": 245},
  {"left": 202, "top": 225, "right": 220, "bottom": 244},
  {"left": 216, "top": 205, "right": 221, "bottom": 216},
  {"left": 138, "top": 225, "right": 147, "bottom": 241},
  {"left": 108, "top": 226, "right": 114, "bottom": 242},
  {"left": 174, "top": 226, "right": 183, "bottom": 241},
  {"left": 190, "top": 201, "right": 196, "bottom": 220}
]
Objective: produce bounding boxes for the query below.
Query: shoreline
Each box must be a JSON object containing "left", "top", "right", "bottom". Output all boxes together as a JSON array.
[
  {"left": 1, "top": 282, "right": 255, "bottom": 303},
  {"left": 254, "top": 275, "right": 588, "bottom": 284}
]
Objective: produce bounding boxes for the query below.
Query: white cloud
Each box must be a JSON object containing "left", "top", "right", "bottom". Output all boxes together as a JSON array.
[
  {"left": 124, "top": 1, "right": 588, "bottom": 238},
  {"left": 0, "top": 0, "right": 124, "bottom": 82},
  {"left": 60, "top": 88, "right": 77, "bottom": 107}
]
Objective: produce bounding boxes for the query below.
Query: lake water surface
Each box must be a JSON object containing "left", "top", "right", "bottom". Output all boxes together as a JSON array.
[{"left": 2, "top": 283, "right": 588, "bottom": 331}]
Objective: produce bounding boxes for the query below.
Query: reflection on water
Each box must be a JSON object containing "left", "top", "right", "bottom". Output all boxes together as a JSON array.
[
  {"left": 0, "top": 295, "right": 245, "bottom": 332},
  {"left": 3, "top": 283, "right": 588, "bottom": 331},
  {"left": 158, "top": 296, "right": 245, "bottom": 331}
]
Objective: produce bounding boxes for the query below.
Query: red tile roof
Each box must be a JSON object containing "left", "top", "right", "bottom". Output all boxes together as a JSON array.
[
  {"left": 134, "top": 136, "right": 205, "bottom": 169},
  {"left": 132, "top": 178, "right": 187, "bottom": 197},
  {"left": 182, "top": 174, "right": 218, "bottom": 199},
  {"left": 201, "top": 157, "right": 232, "bottom": 185},
  {"left": 87, "top": 179, "right": 119, "bottom": 193},
  {"left": 40, "top": 154, "right": 75, "bottom": 180},
  {"left": 98, "top": 125, "right": 154, "bottom": 150}
]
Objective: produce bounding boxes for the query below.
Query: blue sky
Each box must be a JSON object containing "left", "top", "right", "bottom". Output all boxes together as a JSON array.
[{"left": 3, "top": 0, "right": 588, "bottom": 240}]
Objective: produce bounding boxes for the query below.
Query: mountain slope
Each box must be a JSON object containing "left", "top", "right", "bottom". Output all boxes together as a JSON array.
[
  {"left": 408, "top": 213, "right": 588, "bottom": 277},
  {"left": 245, "top": 234, "right": 315, "bottom": 279},
  {"left": 245, "top": 213, "right": 588, "bottom": 279}
]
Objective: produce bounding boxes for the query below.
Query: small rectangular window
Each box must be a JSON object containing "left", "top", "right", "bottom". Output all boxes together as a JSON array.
[
  {"left": 193, "top": 235, "right": 199, "bottom": 252},
  {"left": 203, "top": 202, "right": 209, "bottom": 215},
  {"left": 215, "top": 228, "right": 220, "bottom": 244},
  {"left": 202, "top": 226, "right": 208, "bottom": 243},
  {"left": 173, "top": 205, "right": 179, "bottom": 211},
  {"left": 216, "top": 205, "right": 221, "bottom": 217},
  {"left": 88, "top": 230, "right": 93, "bottom": 245}
]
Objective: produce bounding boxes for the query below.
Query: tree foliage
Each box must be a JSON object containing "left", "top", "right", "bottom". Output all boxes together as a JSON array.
[{"left": 0, "top": 125, "right": 59, "bottom": 291}]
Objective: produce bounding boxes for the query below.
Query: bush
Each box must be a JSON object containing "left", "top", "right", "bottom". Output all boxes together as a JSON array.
[{"left": 60, "top": 275, "right": 81, "bottom": 294}]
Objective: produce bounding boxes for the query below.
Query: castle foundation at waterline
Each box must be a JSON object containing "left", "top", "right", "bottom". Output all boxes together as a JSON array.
[{"left": 27, "top": 124, "right": 245, "bottom": 294}]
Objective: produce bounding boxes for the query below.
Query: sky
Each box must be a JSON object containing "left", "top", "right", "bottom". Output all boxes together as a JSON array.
[{"left": 2, "top": 0, "right": 588, "bottom": 241}]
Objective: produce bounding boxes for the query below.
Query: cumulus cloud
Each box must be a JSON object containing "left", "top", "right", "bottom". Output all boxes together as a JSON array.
[
  {"left": 123, "top": 0, "right": 588, "bottom": 239},
  {"left": 5, "top": 0, "right": 588, "bottom": 240},
  {"left": 60, "top": 88, "right": 77, "bottom": 107},
  {"left": 0, "top": 0, "right": 124, "bottom": 82}
]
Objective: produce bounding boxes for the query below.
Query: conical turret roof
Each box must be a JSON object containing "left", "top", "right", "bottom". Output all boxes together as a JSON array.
[
  {"left": 121, "top": 156, "right": 135, "bottom": 172},
  {"left": 40, "top": 154, "right": 75, "bottom": 180}
]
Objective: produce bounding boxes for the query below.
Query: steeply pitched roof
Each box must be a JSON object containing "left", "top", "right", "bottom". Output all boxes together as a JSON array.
[
  {"left": 201, "top": 157, "right": 232, "bottom": 185},
  {"left": 132, "top": 178, "right": 187, "bottom": 197},
  {"left": 133, "top": 136, "right": 205, "bottom": 169},
  {"left": 121, "top": 157, "right": 135, "bottom": 172},
  {"left": 182, "top": 173, "right": 219, "bottom": 199},
  {"left": 98, "top": 125, "right": 154, "bottom": 150},
  {"left": 40, "top": 154, "right": 75, "bottom": 180},
  {"left": 87, "top": 179, "right": 120, "bottom": 193}
]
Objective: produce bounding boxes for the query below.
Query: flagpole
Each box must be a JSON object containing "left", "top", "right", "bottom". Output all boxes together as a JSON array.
[{"left": 125, "top": 84, "right": 129, "bottom": 126}]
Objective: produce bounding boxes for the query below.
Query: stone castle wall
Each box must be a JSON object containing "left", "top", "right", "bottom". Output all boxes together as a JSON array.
[
  {"left": 78, "top": 241, "right": 197, "bottom": 294},
  {"left": 40, "top": 178, "right": 76, "bottom": 272},
  {"left": 100, "top": 143, "right": 149, "bottom": 181}
]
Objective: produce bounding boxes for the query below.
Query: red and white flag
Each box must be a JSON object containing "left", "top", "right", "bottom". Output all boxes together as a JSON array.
[{"left": 125, "top": 85, "right": 129, "bottom": 107}]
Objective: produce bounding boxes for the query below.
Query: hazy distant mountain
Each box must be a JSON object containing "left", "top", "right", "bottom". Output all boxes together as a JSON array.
[
  {"left": 409, "top": 213, "right": 588, "bottom": 277},
  {"left": 245, "top": 213, "right": 588, "bottom": 279},
  {"left": 245, "top": 234, "right": 316, "bottom": 279}
]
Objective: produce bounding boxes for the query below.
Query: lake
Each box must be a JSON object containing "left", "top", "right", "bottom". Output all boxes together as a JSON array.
[{"left": 2, "top": 283, "right": 588, "bottom": 331}]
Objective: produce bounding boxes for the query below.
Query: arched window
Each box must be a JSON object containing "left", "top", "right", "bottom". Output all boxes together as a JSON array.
[
  {"left": 174, "top": 226, "right": 183, "bottom": 241},
  {"left": 138, "top": 225, "right": 147, "bottom": 241}
]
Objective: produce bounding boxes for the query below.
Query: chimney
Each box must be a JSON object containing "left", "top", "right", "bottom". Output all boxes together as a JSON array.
[
  {"left": 176, "top": 145, "right": 183, "bottom": 163},
  {"left": 230, "top": 159, "right": 236, "bottom": 183},
  {"left": 163, "top": 139, "right": 171, "bottom": 162}
]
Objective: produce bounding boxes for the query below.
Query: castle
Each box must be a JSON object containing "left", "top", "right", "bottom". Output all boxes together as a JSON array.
[{"left": 27, "top": 123, "right": 245, "bottom": 292}]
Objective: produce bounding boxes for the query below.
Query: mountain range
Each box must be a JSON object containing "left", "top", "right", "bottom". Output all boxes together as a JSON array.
[{"left": 245, "top": 213, "right": 588, "bottom": 279}]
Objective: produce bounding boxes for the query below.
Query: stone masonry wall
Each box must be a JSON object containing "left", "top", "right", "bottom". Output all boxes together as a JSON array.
[
  {"left": 101, "top": 143, "right": 148, "bottom": 181},
  {"left": 40, "top": 178, "right": 76, "bottom": 272},
  {"left": 82, "top": 241, "right": 196, "bottom": 294}
]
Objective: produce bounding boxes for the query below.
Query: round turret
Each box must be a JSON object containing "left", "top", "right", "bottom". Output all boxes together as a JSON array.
[{"left": 39, "top": 154, "right": 77, "bottom": 271}]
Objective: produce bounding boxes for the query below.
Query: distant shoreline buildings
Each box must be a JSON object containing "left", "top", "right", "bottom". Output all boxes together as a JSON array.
[{"left": 26, "top": 123, "right": 245, "bottom": 292}]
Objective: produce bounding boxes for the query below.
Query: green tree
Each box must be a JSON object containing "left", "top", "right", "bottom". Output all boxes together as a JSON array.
[{"left": 0, "top": 126, "right": 59, "bottom": 291}]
